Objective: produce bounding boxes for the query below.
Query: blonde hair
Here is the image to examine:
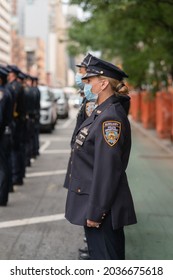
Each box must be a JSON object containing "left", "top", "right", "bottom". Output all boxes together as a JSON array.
[{"left": 100, "top": 76, "right": 129, "bottom": 95}]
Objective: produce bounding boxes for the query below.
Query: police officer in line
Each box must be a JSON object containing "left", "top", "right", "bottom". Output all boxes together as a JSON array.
[
  {"left": 63, "top": 53, "right": 96, "bottom": 259},
  {"left": 64, "top": 53, "right": 95, "bottom": 190},
  {"left": 17, "top": 72, "right": 41, "bottom": 168},
  {"left": 0, "top": 68, "right": 13, "bottom": 205},
  {"left": 71, "top": 53, "right": 96, "bottom": 147},
  {"left": 31, "top": 76, "right": 41, "bottom": 158},
  {"left": 17, "top": 71, "right": 40, "bottom": 169},
  {"left": 65, "top": 56, "right": 137, "bottom": 260},
  {"left": 0, "top": 63, "right": 41, "bottom": 206},
  {"left": 24, "top": 75, "right": 36, "bottom": 167},
  {"left": 6, "top": 65, "right": 26, "bottom": 186},
  {"left": 0, "top": 66, "right": 14, "bottom": 194},
  {"left": 17, "top": 71, "right": 28, "bottom": 179}
]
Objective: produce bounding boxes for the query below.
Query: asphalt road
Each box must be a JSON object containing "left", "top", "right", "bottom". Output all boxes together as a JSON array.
[{"left": 0, "top": 108, "right": 173, "bottom": 260}]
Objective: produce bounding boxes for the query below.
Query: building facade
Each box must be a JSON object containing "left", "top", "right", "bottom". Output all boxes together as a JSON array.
[
  {"left": 25, "top": 37, "right": 46, "bottom": 83},
  {"left": 0, "top": 0, "right": 11, "bottom": 64},
  {"left": 10, "top": 0, "right": 47, "bottom": 80},
  {"left": 15, "top": 0, "right": 69, "bottom": 86},
  {"left": 49, "top": 0, "right": 68, "bottom": 86},
  {"left": 2, "top": 0, "right": 73, "bottom": 86}
]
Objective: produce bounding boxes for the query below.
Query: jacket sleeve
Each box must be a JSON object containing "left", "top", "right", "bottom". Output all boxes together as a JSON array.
[{"left": 86, "top": 117, "right": 125, "bottom": 222}]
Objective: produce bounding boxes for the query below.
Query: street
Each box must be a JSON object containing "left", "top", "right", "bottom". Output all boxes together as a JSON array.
[{"left": 0, "top": 108, "right": 173, "bottom": 260}]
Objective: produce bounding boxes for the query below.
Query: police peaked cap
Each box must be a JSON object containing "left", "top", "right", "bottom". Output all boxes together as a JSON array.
[
  {"left": 25, "top": 74, "right": 33, "bottom": 80},
  {"left": 76, "top": 53, "right": 93, "bottom": 68},
  {"left": 0, "top": 65, "right": 11, "bottom": 74},
  {"left": 0, "top": 67, "right": 8, "bottom": 77},
  {"left": 18, "top": 71, "right": 27, "bottom": 80},
  {"left": 82, "top": 56, "right": 128, "bottom": 81},
  {"left": 0, "top": 66, "right": 9, "bottom": 76},
  {"left": 31, "top": 76, "right": 39, "bottom": 81},
  {"left": 7, "top": 64, "right": 21, "bottom": 74}
]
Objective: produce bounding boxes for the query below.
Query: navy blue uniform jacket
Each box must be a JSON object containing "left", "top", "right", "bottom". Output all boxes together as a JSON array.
[
  {"left": 64, "top": 98, "right": 95, "bottom": 189},
  {"left": 65, "top": 94, "right": 137, "bottom": 230}
]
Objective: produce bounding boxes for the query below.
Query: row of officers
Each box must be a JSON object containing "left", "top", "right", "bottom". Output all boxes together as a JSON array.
[{"left": 0, "top": 64, "right": 41, "bottom": 206}]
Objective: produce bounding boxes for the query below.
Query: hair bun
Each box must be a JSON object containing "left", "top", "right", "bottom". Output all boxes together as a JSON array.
[{"left": 116, "top": 83, "right": 129, "bottom": 95}]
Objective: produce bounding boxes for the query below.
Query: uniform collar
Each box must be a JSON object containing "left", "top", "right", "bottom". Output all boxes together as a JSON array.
[
  {"left": 77, "top": 94, "right": 119, "bottom": 133},
  {"left": 94, "top": 94, "right": 118, "bottom": 115}
]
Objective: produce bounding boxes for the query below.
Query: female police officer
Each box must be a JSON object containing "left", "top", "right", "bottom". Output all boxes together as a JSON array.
[{"left": 65, "top": 57, "right": 137, "bottom": 260}]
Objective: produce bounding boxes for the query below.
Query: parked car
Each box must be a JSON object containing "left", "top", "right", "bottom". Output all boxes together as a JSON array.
[
  {"left": 39, "top": 85, "right": 57, "bottom": 132},
  {"left": 63, "top": 86, "right": 77, "bottom": 99},
  {"left": 51, "top": 87, "right": 69, "bottom": 119},
  {"left": 68, "top": 93, "right": 83, "bottom": 108}
]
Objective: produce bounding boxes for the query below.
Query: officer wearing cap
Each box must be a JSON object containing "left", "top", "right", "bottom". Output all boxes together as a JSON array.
[
  {"left": 16, "top": 70, "right": 28, "bottom": 179},
  {"left": 65, "top": 56, "right": 137, "bottom": 260},
  {"left": 0, "top": 67, "right": 12, "bottom": 205},
  {"left": 6, "top": 65, "right": 26, "bottom": 186},
  {"left": 0, "top": 66, "right": 14, "bottom": 194},
  {"left": 24, "top": 74, "right": 36, "bottom": 167},
  {"left": 64, "top": 53, "right": 95, "bottom": 189},
  {"left": 64, "top": 53, "right": 96, "bottom": 259},
  {"left": 31, "top": 76, "right": 40, "bottom": 158},
  {"left": 71, "top": 53, "right": 96, "bottom": 146}
]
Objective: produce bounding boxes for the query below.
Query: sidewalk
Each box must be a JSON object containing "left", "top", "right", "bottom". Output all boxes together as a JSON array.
[{"left": 129, "top": 116, "right": 173, "bottom": 156}]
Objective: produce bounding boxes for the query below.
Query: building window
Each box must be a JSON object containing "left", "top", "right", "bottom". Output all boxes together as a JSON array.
[{"left": 26, "top": 51, "right": 35, "bottom": 70}]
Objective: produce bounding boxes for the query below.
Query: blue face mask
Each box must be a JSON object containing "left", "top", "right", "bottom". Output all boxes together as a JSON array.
[
  {"left": 75, "top": 73, "right": 84, "bottom": 89},
  {"left": 84, "top": 84, "right": 98, "bottom": 101}
]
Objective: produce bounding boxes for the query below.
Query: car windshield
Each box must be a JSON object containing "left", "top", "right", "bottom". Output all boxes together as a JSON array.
[
  {"left": 52, "top": 89, "right": 64, "bottom": 99},
  {"left": 40, "top": 88, "right": 52, "bottom": 101}
]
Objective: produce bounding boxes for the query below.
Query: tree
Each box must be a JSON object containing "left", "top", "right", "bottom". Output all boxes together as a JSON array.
[{"left": 67, "top": 0, "right": 173, "bottom": 89}]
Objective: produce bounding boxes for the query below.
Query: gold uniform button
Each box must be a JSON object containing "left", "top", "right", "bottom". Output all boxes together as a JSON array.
[{"left": 77, "top": 188, "right": 81, "bottom": 193}]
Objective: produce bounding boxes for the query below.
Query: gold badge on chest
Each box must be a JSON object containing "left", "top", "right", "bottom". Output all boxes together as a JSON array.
[{"left": 85, "top": 101, "right": 95, "bottom": 117}]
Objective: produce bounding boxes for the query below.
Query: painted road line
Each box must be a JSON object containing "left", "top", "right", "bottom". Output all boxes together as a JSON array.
[
  {"left": 40, "top": 137, "right": 70, "bottom": 142},
  {"left": 26, "top": 170, "right": 67, "bottom": 178},
  {"left": 39, "top": 140, "right": 50, "bottom": 153},
  {"left": 0, "top": 213, "right": 65, "bottom": 229},
  {"left": 60, "top": 118, "right": 75, "bottom": 129},
  {"left": 41, "top": 149, "right": 70, "bottom": 154}
]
